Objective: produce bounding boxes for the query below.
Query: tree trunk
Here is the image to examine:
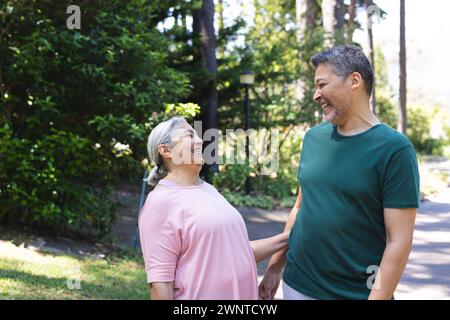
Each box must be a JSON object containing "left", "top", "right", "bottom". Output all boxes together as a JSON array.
[
  {"left": 365, "top": 0, "right": 376, "bottom": 114},
  {"left": 322, "top": 0, "right": 345, "bottom": 45},
  {"left": 295, "top": 0, "right": 315, "bottom": 103},
  {"left": 398, "top": 0, "right": 407, "bottom": 133},
  {"left": 347, "top": 0, "right": 357, "bottom": 43},
  {"left": 199, "top": 0, "right": 218, "bottom": 131},
  {"left": 296, "top": 0, "right": 315, "bottom": 43},
  {"left": 193, "top": 0, "right": 219, "bottom": 178}
]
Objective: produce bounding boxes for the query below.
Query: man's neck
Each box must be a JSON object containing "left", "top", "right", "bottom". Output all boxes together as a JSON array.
[{"left": 337, "top": 105, "right": 380, "bottom": 136}]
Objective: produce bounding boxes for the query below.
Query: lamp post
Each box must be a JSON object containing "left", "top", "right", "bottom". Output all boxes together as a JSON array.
[{"left": 240, "top": 71, "right": 255, "bottom": 195}]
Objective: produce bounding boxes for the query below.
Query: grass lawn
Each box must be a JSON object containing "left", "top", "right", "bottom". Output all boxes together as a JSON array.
[{"left": 0, "top": 239, "right": 149, "bottom": 300}]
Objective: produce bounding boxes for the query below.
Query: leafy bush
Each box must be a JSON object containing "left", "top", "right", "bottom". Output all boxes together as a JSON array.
[
  {"left": 211, "top": 126, "right": 303, "bottom": 205},
  {"left": 0, "top": 1, "right": 201, "bottom": 237},
  {"left": 279, "top": 195, "right": 297, "bottom": 209},
  {"left": 221, "top": 190, "right": 275, "bottom": 210},
  {"left": 407, "top": 106, "right": 445, "bottom": 155},
  {"left": 0, "top": 124, "right": 115, "bottom": 237}
]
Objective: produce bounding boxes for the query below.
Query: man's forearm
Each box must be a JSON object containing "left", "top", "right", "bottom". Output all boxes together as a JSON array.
[
  {"left": 266, "top": 205, "right": 298, "bottom": 272},
  {"left": 368, "top": 240, "right": 412, "bottom": 300},
  {"left": 266, "top": 246, "right": 288, "bottom": 272}
]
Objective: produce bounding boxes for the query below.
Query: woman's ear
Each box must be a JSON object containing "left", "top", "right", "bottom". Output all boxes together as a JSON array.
[{"left": 157, "top": 144, "right": 171, "bottom": 160}]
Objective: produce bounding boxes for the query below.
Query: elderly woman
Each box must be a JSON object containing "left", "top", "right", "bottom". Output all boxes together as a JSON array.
[{"left": 138, "top": 116, "right": 288, "bottom": 300}]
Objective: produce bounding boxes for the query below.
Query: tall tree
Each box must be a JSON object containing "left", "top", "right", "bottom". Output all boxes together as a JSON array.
[
  {"left": 322, "top": 0, "right": 345, "bottom": 45},
  {"left": 365, "top": 0, "right": 376, "bottom": 114},
  {"left": 296, "top": 0, "right": 315, "bottom": 43},
  {"left": 201, "top": 0, "right": 218, "bottom": 130},
  {"left": 398, "top": 0, "right": 407, "bottom": 133},
  {"left": 295, "top": 0, "right": 315, "bottom": 103},
  {"left": 193, "top": 0, "right": 219, "bottom": 176},
  {"left": 347, "top": 0, "right": 357, "bottom": 43}
]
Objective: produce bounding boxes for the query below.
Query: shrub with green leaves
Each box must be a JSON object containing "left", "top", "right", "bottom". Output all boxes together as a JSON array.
[
  {"left": 0, "top": 1, "right": 199, "bottom": 236},
  {"left": 0, "top": 124, "right": 115, "bottom": 236},
  {"left": 407, "top": 105, "right": 446, "bottom": 155}
]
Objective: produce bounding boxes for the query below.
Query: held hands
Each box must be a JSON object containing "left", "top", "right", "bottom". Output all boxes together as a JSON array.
[
  {"left": 257, "top": 230, "right": 289, "bottom": 300},
  {"left": 258, "top": 267, "right": 282, "bottom": 300}
]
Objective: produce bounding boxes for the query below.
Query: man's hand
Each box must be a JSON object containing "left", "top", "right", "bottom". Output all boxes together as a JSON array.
[
  {"left": 258, "top": 268, "right": 282, "bottom": 300},
  {"left": 257, "top": 186, "right": 302, "bottom": 300}
]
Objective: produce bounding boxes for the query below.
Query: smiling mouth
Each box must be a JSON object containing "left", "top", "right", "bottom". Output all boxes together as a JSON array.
[{"left": 321, "top": 102, "right": 333, "bottom": 114}]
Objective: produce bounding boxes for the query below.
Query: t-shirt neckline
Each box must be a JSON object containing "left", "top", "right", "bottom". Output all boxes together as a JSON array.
[
  {"left": 158, "top": 178, "right": 205, "bottom": 189},
  {"left": 333, "top": 123, "right": 384, "bottom": 139}
]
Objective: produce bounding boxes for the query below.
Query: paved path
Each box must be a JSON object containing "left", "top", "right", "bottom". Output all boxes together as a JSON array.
[{"left": 396, "top": 189, "right": 450, "bottom": 299}]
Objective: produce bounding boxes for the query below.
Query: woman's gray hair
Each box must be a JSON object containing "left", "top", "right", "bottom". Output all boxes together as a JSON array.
[{"left": 144, "top": 116, "right": 186, "bottom": 190}]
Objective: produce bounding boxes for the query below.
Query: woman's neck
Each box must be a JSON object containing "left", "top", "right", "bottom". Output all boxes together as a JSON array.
[{"left": 164, "top": 169, "right": 202, "bottom": 187}]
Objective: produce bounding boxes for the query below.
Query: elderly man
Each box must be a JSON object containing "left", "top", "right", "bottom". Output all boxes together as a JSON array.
[{"left": 259, "top": 45, "right": 420, "bottom": 300}]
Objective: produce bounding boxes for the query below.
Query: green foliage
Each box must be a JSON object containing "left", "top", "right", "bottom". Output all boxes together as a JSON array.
[
  {"left": 217, "top": 0, "right": 324, "bottom": 129},
  {"left": 0, "top": 124, "right": 115, "bottom": 236},
  {"left": 279, "top": 195, "right": 297, "bottom": 209},
  {"left": 0, "top": 1, "right": 197, "bottom": 236},
  {"left": 212, "top": 126, "right": 303, "bottom": 205},
  {"left": 407, "top": 106, "right": 445, "bottom": 155},
  {"left": 212, "top": 164, "right": 251, "bottom": 193},
  {"left": 221, "top": 190, "right": 275, "bottom": 210},
  {"left": 374, "top": 48, "right": 398, "bottom": 128}
]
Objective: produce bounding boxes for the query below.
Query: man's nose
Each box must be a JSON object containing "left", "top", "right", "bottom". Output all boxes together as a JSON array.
[{"left": 313, "top": 89, "right": 321, "bottom": 102}]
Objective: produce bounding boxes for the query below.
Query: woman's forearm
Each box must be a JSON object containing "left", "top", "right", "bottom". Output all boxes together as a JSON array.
[
  {"left": 265, "top": 201, "right": 300, "bottom": 271},
  {"left": 250, "top": 231, "right": 289, "bottom": 263},
  {"left": 150, "top": 282, "right": 175, "bottom": 300}
]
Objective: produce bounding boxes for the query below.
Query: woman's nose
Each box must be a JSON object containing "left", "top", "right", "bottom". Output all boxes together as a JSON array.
[{"left": 195, "top": 135, "right": 203, "bottom": 145}]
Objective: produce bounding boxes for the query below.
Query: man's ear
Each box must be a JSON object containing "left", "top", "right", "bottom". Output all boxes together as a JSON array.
[
  {"left": 158, "top": 144, "right": 171, "bottom": 160},
  {"left": 349, "top": 72, "right": 363, "bottom": 91}
]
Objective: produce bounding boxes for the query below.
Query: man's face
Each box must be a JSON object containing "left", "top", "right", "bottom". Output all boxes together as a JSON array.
[{"left": 313, "top": 63, "right": 351, "bottom": 125}]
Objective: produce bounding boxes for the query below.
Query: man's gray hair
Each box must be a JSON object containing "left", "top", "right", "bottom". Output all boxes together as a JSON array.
[{"left": 310, "top": 45, "right": 374, "bottom": 97}]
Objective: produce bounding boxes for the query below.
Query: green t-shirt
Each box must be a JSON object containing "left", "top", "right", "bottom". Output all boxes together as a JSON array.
[{"left": 283, "top": 122, "right": 420, "bottom": 300}]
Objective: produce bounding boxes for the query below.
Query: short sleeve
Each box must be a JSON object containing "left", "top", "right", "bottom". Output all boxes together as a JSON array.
[
  {"left": 138, "top": 195, "right": 182, "bottom": 283},
  {"left": 383, "top": 145, "right": 420, "bottom": 208}
]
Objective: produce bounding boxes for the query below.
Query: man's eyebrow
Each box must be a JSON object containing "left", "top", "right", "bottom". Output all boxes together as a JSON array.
[{"left": 315, "top": 78, "right": 327, "bottom": 83}]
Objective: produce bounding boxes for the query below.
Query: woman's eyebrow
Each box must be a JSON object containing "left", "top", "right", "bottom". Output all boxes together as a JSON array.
[{"left": 183, "top": 129, "right": 194, "bottom": 135}]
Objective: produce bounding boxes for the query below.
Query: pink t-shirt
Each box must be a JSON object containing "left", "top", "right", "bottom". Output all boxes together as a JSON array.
[{"left": 138, "top": 178, "right": 258, "bottom": 300}]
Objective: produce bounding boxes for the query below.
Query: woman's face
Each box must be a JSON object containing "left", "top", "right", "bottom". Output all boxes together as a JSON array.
[{"left": 169, "top": 121, "right": 204, "bottom": 169}]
